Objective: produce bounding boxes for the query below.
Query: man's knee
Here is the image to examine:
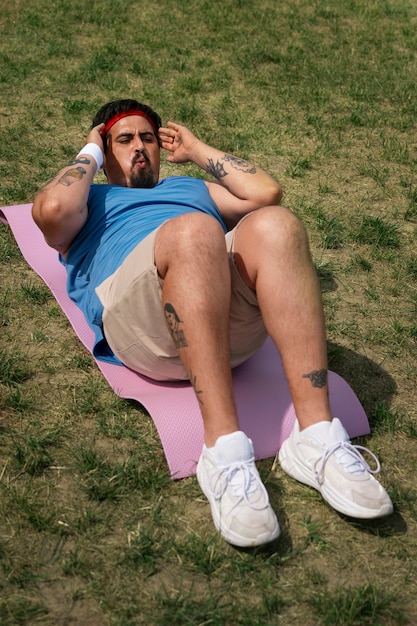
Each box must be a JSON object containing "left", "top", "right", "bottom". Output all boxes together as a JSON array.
[
  {"left": 155, "top": 213, "right": 227, "bottom": 276},
  {"left": 241, "top": 205, "right": 309, "bottom": 250}
]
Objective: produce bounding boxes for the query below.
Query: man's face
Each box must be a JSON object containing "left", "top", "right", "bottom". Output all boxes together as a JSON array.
[{"left": 104, "top": 115, "right": 161, "bottom": 188}]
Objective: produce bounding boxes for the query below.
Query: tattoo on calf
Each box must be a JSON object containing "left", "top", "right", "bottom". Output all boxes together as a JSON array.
[
  {"left": 164, "top": 303, "right": 188, "bottom": 349},
  {"left": 189, "top": 369, "right": 204, "bottom": 406},
  {"left": 302, "top": 369, "right": 328, "bottom": 388}
]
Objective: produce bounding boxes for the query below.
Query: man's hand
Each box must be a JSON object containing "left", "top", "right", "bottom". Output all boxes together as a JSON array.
[
  {"left": 85, "top": 123, "right": 106, "bottom": 170},
  {"left": 159, "top": 119, "right": 282, "bottom": 227},
  {"left": 159, "top": 122, "right": 199, "bottom": 164},
  {"left": 88, "top": 122, "right": 106, "bottom": 146}
]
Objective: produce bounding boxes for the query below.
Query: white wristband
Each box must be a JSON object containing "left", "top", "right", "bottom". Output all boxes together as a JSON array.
[{"left": 76, "top": 143, "right": 103, "bottom": 174}]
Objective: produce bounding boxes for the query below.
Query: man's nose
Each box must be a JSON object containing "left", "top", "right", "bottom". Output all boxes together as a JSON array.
[{"left": 133, "top": 136, "right": 145, "bottom": 152}]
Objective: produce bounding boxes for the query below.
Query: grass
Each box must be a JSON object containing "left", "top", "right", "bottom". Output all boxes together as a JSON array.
[
  {"left": 1, "top": 0, "right": 417, "bottom": 623},
  {"left": 309, "top": 582, "right": 408, "bottom": 626}
]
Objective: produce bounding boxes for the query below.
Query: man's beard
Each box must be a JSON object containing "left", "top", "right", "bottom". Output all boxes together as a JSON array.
[{"left": 129, "top": 155, "right": 157, "bottom": 188}]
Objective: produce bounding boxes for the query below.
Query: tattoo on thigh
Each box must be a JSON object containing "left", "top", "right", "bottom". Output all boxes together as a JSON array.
[
  {"left": 189, "top": 370, "right": 204, "bottom": 406},
  {"left": 302, "top": 369, "right": 328, "bottom": 388},
  {"left": 164, "top": 303, "right": 188, "bottom": 349}
]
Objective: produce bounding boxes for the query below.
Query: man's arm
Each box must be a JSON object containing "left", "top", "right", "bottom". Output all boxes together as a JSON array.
[
  {"left": 32, "top": 125, "right": 104, "bottom": 257},
  {"left": 159, "top": 122, "right": 282, "bottom": 228}
]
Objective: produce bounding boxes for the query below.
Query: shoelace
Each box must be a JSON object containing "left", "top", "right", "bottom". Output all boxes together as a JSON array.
[
  {"left": 210, "top": 459, "right": 270, "bottom": 513},
  {"left": 314, "top": 441, "right": 381, "bottom": 486}
]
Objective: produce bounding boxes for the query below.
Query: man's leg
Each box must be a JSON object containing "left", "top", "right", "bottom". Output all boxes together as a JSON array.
[
  {"left": 154, "top": 212, "right": 280, "bottom": 546},
  {"left": 231, "top": 206, "right": 392, "bottom": 519},
  {"left": 154, "top": 212, "right": 239, "bottom": 447},
  {"left": 231, "top": 205, "right": 332, "bottom": 430}
]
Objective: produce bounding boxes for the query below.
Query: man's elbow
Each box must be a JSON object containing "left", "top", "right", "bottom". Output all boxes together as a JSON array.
[
  {"left": 273, "top": 181, "right": 283, "bottom": 205},
  {"left": 32, "top": 195, "right": 61, "bottom": 232},
  {"left": 32, "top": 196, "right": 72, "bottom": 253},
  {"left": 261, "top": 181, "right": 283, "bottom": 207}
]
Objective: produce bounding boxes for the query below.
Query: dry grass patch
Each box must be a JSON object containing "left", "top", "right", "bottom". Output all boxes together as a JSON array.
[{"left": 1, "top": 0, "right": 417, "bottom": 624}]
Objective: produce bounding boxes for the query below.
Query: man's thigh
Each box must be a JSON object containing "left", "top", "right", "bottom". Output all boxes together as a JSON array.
[
  {"left": 96, "top": 217, "right": 268, "bottom": 381},
  {"left": 96, "top": 227, "right": 188, "bottom": 381},
  {"left": 226, "top": 218, "right": 268, "bottom": 368}
]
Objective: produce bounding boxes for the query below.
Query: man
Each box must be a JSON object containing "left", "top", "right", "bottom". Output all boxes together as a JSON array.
[{"left": 32, "top": 99, "right": 393, "bottom": 548}]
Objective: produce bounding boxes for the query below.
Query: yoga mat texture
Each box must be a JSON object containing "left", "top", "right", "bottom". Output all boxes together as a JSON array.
[{"left": 1, "top": 203, "right": 370, "bottom": 478}]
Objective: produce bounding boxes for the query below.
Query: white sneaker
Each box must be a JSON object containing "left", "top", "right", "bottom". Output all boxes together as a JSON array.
[
  {"left": 278, "top": 418, "right": 393, "bottom": 519},
  {"left": 197, "top": 431, "right": 280, "bottom": 547}
]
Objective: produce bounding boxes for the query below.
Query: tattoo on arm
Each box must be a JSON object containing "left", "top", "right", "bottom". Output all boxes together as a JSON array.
[
  {"left": 302, "top": 369, "right": 328, "bottom": 388},
  {"left": 164, "top": 303, "right": 188, "bottom": 349},
  {"left": 41, "top": 157, "right": 92, "bottom": 191},
  {"left": 223, "top": 154, "right": 256, "bottom": 174},
  {"left": 58, "top": 166, "right": 87, "bottom": 187},
  {"left": 206, "top": 158, "right": 228, "bottom": 180},
  {"left": 67, "top": 156, "right": 92, "bottom": 167},
  {"left": 206, "top": 154, "right": 257, "bottom": 180}
]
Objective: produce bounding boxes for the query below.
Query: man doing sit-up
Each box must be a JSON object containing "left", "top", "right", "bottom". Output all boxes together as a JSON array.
[{"left": 32, "top": 99, "right": 393, "bottom": 547}]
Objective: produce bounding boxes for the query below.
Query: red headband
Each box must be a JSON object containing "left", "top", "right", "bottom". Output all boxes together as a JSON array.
[{"left": 102, "top": 110, "right": 158, "bottom": 135}]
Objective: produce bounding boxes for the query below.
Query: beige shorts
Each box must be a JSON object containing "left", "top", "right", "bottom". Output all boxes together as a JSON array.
[{"left": 96, "top": 218, "right": 267, "bottom": 381}]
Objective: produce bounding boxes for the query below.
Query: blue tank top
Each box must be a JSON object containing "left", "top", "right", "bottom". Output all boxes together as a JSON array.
[{"left": 60, "top": 176, "right": 227, "bottom": 364}]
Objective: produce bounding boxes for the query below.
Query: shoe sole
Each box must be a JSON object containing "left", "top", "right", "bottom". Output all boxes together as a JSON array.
[
  {"left": 196, "top": 462, "right": 280, "bottom": 547},
  {"left": 278, "top": 440, "right": 393, "bottom": 520}
]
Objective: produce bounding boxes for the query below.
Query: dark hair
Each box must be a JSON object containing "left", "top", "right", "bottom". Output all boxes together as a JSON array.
[{"left": 91, "top": 99, "right": 162, "bottom": 149}]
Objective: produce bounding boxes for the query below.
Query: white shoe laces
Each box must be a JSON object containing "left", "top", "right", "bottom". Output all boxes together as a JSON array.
[
  {"left": 209, "top": 458, "right": 270, "bottom": 513},
  {"left": 314, "top": 441, "right": 381, "bottom": 486}
]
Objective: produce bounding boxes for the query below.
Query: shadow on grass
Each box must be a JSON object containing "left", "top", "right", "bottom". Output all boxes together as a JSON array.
[
  {"left": 340, "top": 511, "right": 407, "bottom": 537},
  {"left": 327, "top": 341, "right": 397, "bottom": 421}
]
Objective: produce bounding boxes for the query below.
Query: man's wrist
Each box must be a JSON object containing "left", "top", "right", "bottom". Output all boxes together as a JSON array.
[{"left": 76, "top": 143, "right": 103, "bottom": 174}]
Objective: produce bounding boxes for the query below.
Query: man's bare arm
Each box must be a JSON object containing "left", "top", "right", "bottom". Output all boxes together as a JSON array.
[
  {"left": 32, "top": 125, "right": 104, "bottom": 256},
  {"left": 159, "top": 122, "right": 282, "bottom": 226}
]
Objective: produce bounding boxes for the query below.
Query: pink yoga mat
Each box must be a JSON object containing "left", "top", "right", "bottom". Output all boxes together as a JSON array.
[{"left": 0, "top": 204, "right": 370, "bottom": 478}]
